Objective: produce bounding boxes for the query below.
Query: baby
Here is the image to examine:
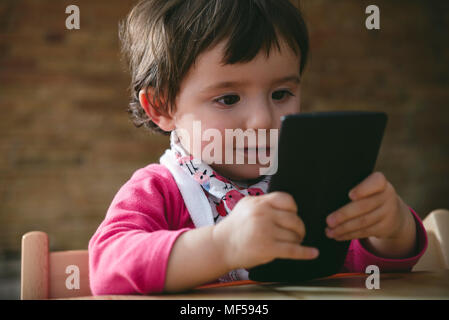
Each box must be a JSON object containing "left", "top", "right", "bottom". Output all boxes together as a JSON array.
[{"left": 88, "top": 0, "right": 428, "bottom": 295}]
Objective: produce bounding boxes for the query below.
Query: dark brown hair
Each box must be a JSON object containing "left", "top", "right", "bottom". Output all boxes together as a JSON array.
[{"left": 119, "top": 0, "right": 309, "bottom": 134}]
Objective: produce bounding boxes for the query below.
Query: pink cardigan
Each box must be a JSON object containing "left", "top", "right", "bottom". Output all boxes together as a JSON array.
[{"left": 88, "top": 164, "right": 428, "bottom": 295}]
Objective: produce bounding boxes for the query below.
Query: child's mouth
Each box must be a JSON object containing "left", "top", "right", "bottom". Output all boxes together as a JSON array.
[{"left": 235, "top": 146, "right": 272, "bottom": 157}]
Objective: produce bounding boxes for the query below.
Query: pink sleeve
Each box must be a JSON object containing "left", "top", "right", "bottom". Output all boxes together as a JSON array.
[
  {"left": 340, "top": 207, "right": 428, "bottom": 273},
  {"left": 88, "top": 165, "right": 193, "bottom": 295}
]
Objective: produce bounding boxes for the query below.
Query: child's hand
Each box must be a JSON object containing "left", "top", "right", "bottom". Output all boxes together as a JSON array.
[
  {"left": 212, "top": 191, "right": 319, "bottom": 271},
  {"left": 325, "top": 172, "right": 412, "bottom": 241}
]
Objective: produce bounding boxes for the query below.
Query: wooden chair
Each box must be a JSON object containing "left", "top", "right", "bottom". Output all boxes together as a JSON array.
[
  {"left": 413, "top": 209, "right": 449, "bottom": 271},
  {"left": 21, "top": 231, "right": 91, "bottom": 299},
  {"left": 21, "top": 209, "right": 449, "bottom": 299}
]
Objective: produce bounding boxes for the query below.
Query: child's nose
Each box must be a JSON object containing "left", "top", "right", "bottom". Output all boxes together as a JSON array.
[{"left": 245, "top": 102, "right": 274, "bottom": 130}]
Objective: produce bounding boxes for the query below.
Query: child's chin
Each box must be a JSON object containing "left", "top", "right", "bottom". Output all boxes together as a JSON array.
[{"left": 210, "top": 163, "right": 265, "bottom": 181}]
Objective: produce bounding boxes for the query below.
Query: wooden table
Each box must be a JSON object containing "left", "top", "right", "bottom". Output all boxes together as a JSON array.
[{"left": 69, "top": 270, "right": 449, "bottom": 300}]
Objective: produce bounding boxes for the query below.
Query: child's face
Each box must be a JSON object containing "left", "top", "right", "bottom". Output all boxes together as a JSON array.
[{"left": 172, "top": 38, "right": 301, "bottom": 180}]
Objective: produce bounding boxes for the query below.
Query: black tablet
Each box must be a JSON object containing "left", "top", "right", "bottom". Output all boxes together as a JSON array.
[{"left": 248, "top": 111, "right": 388, "bottom": 283}]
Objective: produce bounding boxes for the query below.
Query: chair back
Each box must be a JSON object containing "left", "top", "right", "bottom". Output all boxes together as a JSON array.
[
  {"left": 21, "top": 231, "right": 91, "bottom": 299},
  {"left": 413, "top": 209, "right": 449, "bottom": 271}
]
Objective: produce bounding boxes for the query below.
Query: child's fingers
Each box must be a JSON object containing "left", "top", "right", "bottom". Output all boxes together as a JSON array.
[
  {"left": 325, "top": 205, "right": 384, "bottom": 239},
  {"left": 326, "top": 190, "right": 386, "bottom": 228},
  {"left": 331, "top": 223, "right": 382, "bottom": 241},
  {"left": 275, "top": 242, "right": 319, "bottom": 260},
  {"left": 348, "top": 172, "right": 388, "bottom": 200},
  {"left": 271, "top": 209, "right": 305, "bottom": 240},
  {"left": 273, "top": 226, "right": 303, "bottom": 243},
  {"left": 265, "top": 191, "right": 298, "bottom": 213}
]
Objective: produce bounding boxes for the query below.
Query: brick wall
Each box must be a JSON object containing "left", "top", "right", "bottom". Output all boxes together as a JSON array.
[{"left": 0, "top": 0, "right": 448, "bottom": 256}]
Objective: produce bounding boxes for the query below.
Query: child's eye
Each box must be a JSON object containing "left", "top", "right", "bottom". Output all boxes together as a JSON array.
[
  {"left": 214, "top": 94, "right": 240, "bottom": 106},
  {"left": 272, "top": 90, "right": 295, "bottom": 101},
  {"left": 213, "top": 90, "right": 294, "bottom": 107}
]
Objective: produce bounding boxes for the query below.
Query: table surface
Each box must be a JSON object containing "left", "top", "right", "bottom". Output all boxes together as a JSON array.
[{"left": 69, "top": 270, "right": 449, "bottom": 300}]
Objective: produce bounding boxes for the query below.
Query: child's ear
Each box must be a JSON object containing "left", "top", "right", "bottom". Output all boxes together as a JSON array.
[{"left": 139, "top": 88, "right": 175, "bottom": 132}]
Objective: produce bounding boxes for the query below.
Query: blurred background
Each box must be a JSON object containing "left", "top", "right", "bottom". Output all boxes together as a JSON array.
[{"left": 0, "top": 0, "right": 448, "bottom": 299}]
